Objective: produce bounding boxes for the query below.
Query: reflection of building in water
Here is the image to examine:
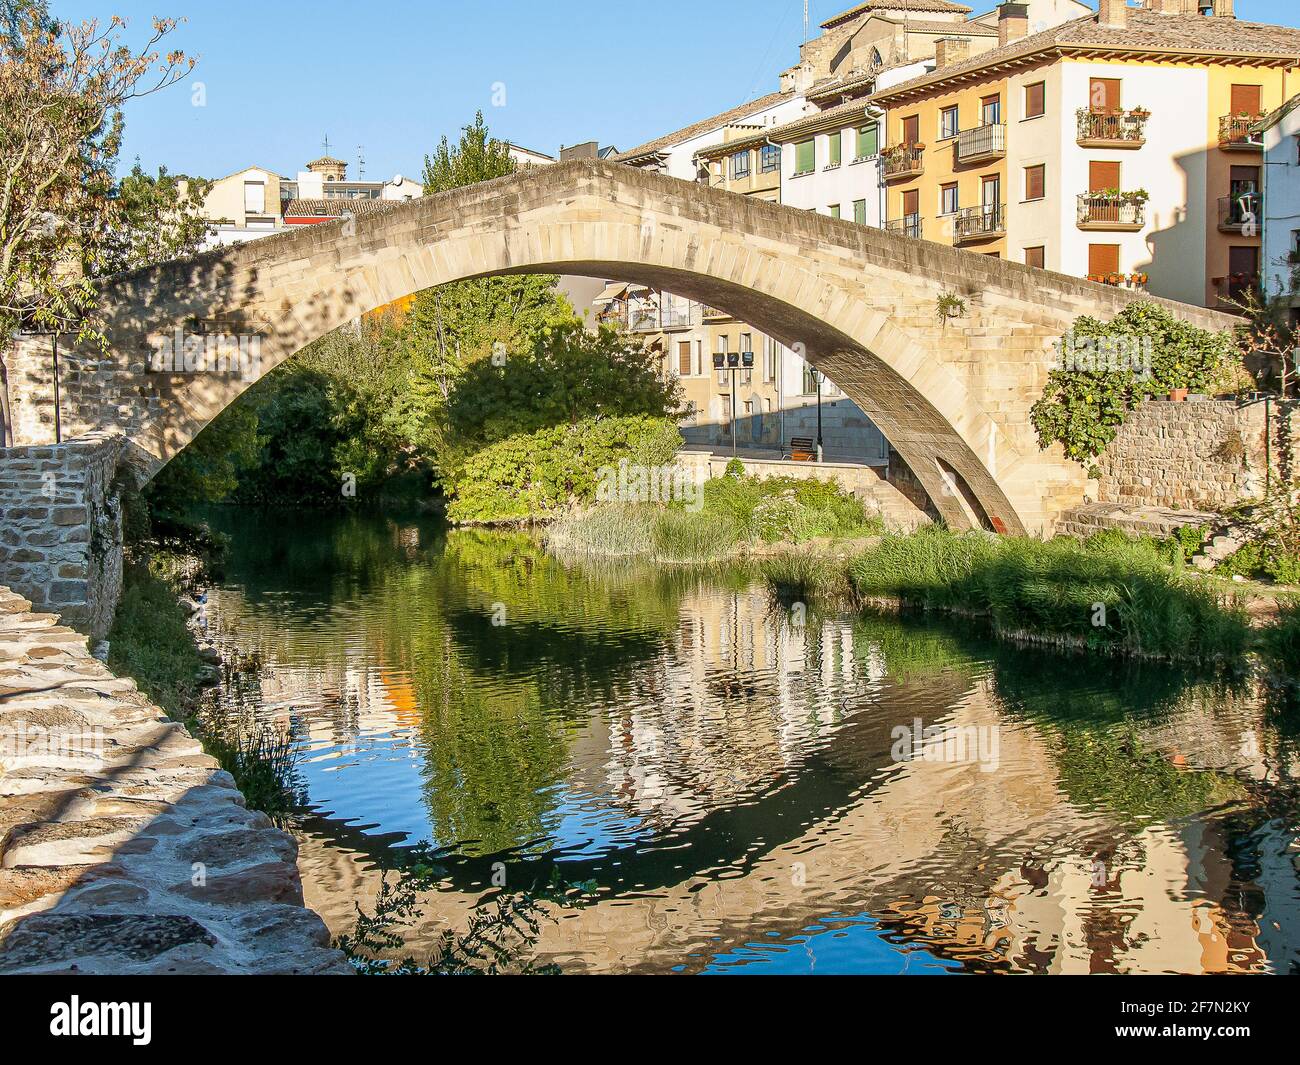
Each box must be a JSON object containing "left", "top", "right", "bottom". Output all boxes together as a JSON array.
[{"left": 571, "top": 587, "right": 885, "bottom": 825}]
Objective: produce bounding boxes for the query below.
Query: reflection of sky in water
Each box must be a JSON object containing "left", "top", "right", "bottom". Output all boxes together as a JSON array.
[
  {"left": 701, "top": 914, "right": 958, "bottom": 975},
  {"left": 199, "top": 511, "right": 1300, "bottom": 975}
]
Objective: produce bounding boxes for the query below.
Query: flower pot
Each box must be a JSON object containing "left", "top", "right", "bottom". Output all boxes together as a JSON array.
[{"left": 1168, "top": 387, "right": 1188, "bottom": 402}]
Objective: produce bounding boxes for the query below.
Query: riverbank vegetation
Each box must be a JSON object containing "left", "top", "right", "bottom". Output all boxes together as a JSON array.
[
  {"left": 107, "top": 546, "right": 300, "bottom": 820},
  {"left": 848, "top": 526, "right": 1249, "bottom": 662},
  {"left": 547, "top": 469, "right": 881, "bottom": 564}
]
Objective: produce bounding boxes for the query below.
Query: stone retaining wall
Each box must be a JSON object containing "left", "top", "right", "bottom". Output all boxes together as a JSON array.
[
  {"left": 0, "top": 586, "right": 349, "bottom": 974},
  {"left": 1097, "top": 398, "right": 1298, "bottom": 512},
  {"left": 0, "top": 431, "right": 125, "bottom": 639}
]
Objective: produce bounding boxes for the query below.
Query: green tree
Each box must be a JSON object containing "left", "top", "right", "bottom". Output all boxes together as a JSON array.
[
  {"left": 410, "top": 112, "right": 576, "bottom": 461},
  {"left": 102, "top": 161, "right": 212, "bottom": 274},
  {"left": 0, "top": 8, "right": 193, "bottom": 338}
]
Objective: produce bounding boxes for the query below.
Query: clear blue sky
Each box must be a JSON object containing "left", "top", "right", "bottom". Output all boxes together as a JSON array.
[{"left": 56, "top": 0, "right": 1300, "bottom": 182}]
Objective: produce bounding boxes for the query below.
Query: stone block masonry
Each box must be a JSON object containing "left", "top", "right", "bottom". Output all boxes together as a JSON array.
[
  {"left": 0, "top": 586, "right": 350, "bottom": 974},
  {"left": 0, "top": 430, "right": 125, "bottom": 639},
  {"left": 1097, "top": 398, "right": 1299, "bottom": 512}
]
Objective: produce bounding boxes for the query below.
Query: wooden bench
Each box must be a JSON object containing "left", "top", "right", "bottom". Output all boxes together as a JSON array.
[{"left": 785, "top": 436, "right": 816, "bottom": 462}]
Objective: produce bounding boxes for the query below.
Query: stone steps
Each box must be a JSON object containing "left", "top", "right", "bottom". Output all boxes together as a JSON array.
[{"left": 0, "top": 586, "right": 350, "bottom": 975}]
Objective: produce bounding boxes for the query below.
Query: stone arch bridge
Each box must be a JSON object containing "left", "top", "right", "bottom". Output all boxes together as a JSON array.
[{"left": 5, "top": 159, "right": 1234, "bottom": 535}]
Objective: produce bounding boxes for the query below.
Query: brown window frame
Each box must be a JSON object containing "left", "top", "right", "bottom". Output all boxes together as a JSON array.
[
  {"left": 1024, "top": 164, "right": 1046, "bottom": 201},
  {"left": 1024, "top": 81, "right": 1045, "bottom": 119}
]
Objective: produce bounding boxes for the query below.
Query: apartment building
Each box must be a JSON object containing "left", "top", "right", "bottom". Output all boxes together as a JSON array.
[
  {"left": 1258, "top": 93, "right": 1300, "bottom": 310},
  {"left": 199, "top": 156, "right": 422, "bottom": 247},
  {"left": 872, "top": 0, "right": 1300, "bottom": 308}
]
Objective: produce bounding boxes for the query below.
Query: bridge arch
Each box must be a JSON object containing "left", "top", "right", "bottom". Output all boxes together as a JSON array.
[{"left": 5, "top": 159, "right": 1236, "bottom": 534}]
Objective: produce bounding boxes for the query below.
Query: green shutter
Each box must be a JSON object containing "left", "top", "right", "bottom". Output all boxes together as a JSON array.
[
  {"left": 830, "top": 204, "right": 841, "bottom": 219},
  {"left": 857, "top": 123, "right": 878, "bottom": 159},
  {"left": 853, "top": 199, "right": 867, "bottom": 225},
  {"left": 796, "top": 139, "right": 814, "bottom": 174},
  {"left": 829, "top": 131, "right": 842, "bottom": 166}
]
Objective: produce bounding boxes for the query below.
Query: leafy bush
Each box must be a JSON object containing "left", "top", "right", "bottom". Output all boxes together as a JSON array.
[
  {"left": 1260, "top": 598, "right": 1300, "bottom": 677},
  {"left": 446, "top": 415, "right": 682, "bottom": 524},
  {"left": 1216, "top": 482, "right": 1300, "bottom": 584},
  {"left": 1031, "top": 301, "right": 1237, "bottom": 463}
]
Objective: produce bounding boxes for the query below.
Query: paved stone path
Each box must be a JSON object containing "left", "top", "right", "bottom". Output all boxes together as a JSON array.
[{"left": 0, "top": 586, "right": 349, "bottom": 974}]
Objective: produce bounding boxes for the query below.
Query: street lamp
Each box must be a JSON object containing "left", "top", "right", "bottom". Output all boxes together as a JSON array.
[
  {"left": 808, "top": 365, "right": 824, "bottom": 462},
  {"left": 713, "top": 350, "right": 754, "bottom": 456}
]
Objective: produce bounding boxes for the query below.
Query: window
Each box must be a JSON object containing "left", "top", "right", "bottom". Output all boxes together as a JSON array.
[
  {"left": 981, "top": 94, "right": 1001, "bottom": 126},
  {"left": 1088, "top": 243, "right": 1120, "bottom": 276},
  {"left": 1230, "top": 83, "right": 1262, "bottom": 116},
  {"left": 730, "top": 150, "right": 750, "bottom": 179},
  {"left": 1024, "top": 246, "right": 1045, "bottom": 269},
  {"left": 853, "top": 199, "right": 867, "bottom": 225},
  {"left": 243, "top": 181, "right": 266, "bottom": 214},
  {"left": 739, "top": 332, "right": 752, "bottom": 358},
  {"left": 678, "top": 341, "right": 692, "bottom": 377},
  {"left": 940, "top": 182, "right": 959, "bottom": 215},
  {"left": 939, "top": 106, "right": 959, "bottom": 139},
  {"left": 856, "top": 122, "right": 879, "bottom": 159},
  {"left": 802, "top": 364, "right": 819, "bottom": 396},
  {"left": 763, "top": 337, "right": 777, "bottom": 382},
  {"left": 981, "top": 173, "right": 1001, "bottom": 207},
  {"left": 901, "top": 114, "right": 920, "bottom": 144},
  {"left": 795, "top": 139, "right": 815, "bottom": 174},
  {"left": 1089, "top": 159, "right": 1121, "bottom": 193},
  {"left": 828, "top": 131, "right": 842, "bottom": 166},
  {"left": 1089, "top": 78, "right": 1120, "bottom": 114},
  {"left": 760, "top": 143, "right": 781, "bottom": 173},
  {"left": 1024, "top": 164, "right": 1045, "bottom": 200},
  {"left": 829, "top": 204, "right": 841, "bottom": 219},
  {"left": 1024, "top": 81, "right": 1045, "bottom": 119}
]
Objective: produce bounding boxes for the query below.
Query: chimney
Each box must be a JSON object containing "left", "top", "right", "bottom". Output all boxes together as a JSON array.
[
  {"left": 934, "top": 37, "right": 971, "bottom": 69},
  {"left": 1212, "top": 0, "right": 1235, "bottom": 17},
  {"left": 1098, "top": 0, "right": 1128, "bottom": 28},
  {"left": 998, "top": 3, "right": 1029, "bottom": 46}
]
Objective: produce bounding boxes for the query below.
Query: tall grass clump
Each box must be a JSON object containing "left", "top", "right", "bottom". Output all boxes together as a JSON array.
[
  {"left": 650, "top": 508, "right": 743, "bottom": 563},
  {"left": 848, "top": 527, "right": 1248, "bottom": 662},
  {"left": 1260, "top": 597, "right": 1300, "bottom": 678},
  {"left": 848, "top": 526, "right": 999, "bottom": 610},
  {"left": 759, "top": 551, "right": 852, "bottom": 607},
  {"left": 546, "top": 504, "right": 657, "bottom": 558}
]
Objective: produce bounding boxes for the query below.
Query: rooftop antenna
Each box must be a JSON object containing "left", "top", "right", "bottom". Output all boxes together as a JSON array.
[
  {"left": 803, "top": 0, "right": 809, "bottom": 44},
  {"left": 356, "top": 144, "right": 366, "bottom": 179},
  {"left": 321, "top": 133, "right": 331, "bottom": 157}
]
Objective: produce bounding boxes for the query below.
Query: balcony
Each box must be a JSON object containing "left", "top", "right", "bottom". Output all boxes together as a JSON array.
[
  {"left": 955, "top": 124, "right": 1005, "bottom": 165},
  {"left": 882, "top": 144, "right": 924, "bottom": 181},
  {"left": 952, "top": 203, "right": 1005, "bottom": 244},
  {"left": 1218, "top": 113, "right": 1264, "bottom": 150},
  {"left": 884, "top": 214, "right": 922, "bottom": 240},
  {"left": 1075, "top": 108, "right": 1148, "bottom": 148},
  {"left": 1076, "top": 192, "right": 1146, "bottom": 231},
  {"left": 1218, "top": 192, "right": 1262, "bottom": 234}
]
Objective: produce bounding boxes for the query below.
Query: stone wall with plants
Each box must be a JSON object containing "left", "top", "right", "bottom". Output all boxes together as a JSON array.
[
  {"left": 0, "top": 430, "right": 126, "bottom": 638},
  {"left": 1096, "top": 398, "right": 1298, "bottom": 511}
]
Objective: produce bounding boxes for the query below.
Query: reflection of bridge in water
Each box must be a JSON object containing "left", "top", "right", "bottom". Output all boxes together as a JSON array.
[{"left": 222, "top": 576, "right": 1297, "bottom": 975}]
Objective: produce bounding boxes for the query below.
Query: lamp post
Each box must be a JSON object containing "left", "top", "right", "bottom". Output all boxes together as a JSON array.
[
  {"left": 713, "top": 350, "right": 754, "bottom": 456},
  {"left": 808, "top": 365, "right": 824, "bottom": 462}
]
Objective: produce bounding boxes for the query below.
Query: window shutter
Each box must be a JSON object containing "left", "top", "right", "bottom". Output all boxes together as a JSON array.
[
  {"left": 1089, "top": 160, "right": 1121, "bottom": 192},
  {"left": 796, "top": 139, "right": 815, "bottom": 173},
  {"left": 857, "top": 123, "right": 878, "bottom": 158},
  {"left": 1025, "top": 164, "right": 1045, "bottom": 200},
  {"left": 1088, "top": 243, "right": 1120, "bottom": 276},
  {"left": 828, "top": 131, "right": 841, "bottom": 165},
  {"left": 1024, "top": 246, "right": 1045, "bottom": 269},
  {"left": 1230, "top": 84, "right": 1262, "bottom": 115}
]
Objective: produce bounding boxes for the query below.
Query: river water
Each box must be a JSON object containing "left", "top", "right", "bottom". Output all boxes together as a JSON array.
[{"left": 196, "top": 509, "right": 1300, "bottom": 974}]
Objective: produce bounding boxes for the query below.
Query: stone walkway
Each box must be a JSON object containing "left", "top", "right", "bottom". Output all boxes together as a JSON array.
[{"left": 0, "top": 586, "right": 349, "bottom": 974}]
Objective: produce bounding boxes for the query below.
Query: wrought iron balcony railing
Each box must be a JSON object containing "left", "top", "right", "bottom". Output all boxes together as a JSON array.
[
  {"left": 1218, "top": 192, "right": 1262, "bottom": 233},
  {"left": 884, "top": 214, "right": 922, "bottom": 239},
  {"left": 952, "top": 202, "right": 1005, "bottom": 243},
  {"left": 1076, "top": 192, "right": 1146, "bottom": 230},
  {"left": 955, "top": 123, "right": 1005, "bottom": 164},
  {"left": 882, "top": 144, "right": 924, "bottom": 181},
  {"left": 1075, "top": 108, "right": 1149, "bottom": 147},
  {"left": 1218, "top": 113, "right": 1265, "bottom": 149}
]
